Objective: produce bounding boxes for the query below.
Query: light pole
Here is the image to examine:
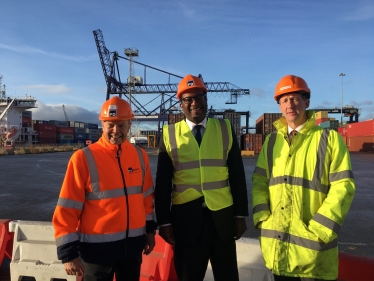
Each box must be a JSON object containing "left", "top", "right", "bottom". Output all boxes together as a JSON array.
[{"left": 339, "top": 73, "right": 345, "bottom": 125}]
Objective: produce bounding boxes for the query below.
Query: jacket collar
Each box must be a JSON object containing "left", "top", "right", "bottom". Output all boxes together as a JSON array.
[
  {"left": 97, "top": 135, "right": 129, "bottom": 153},
  {"left": 274, "top": 110, "right": 316, "bottom": 135}
]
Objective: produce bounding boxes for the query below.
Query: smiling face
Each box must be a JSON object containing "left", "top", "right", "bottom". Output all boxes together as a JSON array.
[
  {"left": 278, "top": 92, "right": 310, "bottom": 128},
  {"left": 101, "top": 120, "right": 131, "bottom": 145},
  {"left": 180, "top": 89, "right": 208, "bottom": 124}
]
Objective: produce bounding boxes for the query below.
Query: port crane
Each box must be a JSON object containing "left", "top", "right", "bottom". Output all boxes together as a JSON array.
[
  {"left": 62, "top": 104, "right": 69, "bottom": 122},
  {"left": 312, "top": 107, "right": 360, "bottom": 123},
  {"left": 92, "top": 29, "right": 250, "bottom": 119}
]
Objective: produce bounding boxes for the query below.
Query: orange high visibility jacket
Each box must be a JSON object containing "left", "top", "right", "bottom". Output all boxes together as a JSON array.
[{"left": 52, "top": 136, "right": 155, "bottom": 263}]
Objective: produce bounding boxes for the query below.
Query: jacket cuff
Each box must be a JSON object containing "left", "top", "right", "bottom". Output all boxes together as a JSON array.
[
  {"left": 62, "top": 253, "right": 80, "bottom": 263},
  {"left": 146, "top": 220, "right": 158, "bottom": 234}
]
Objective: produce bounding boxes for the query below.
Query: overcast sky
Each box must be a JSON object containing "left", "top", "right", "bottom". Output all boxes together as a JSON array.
[{"left": 1, "top": 0, "right": 373, "bottom": 130}]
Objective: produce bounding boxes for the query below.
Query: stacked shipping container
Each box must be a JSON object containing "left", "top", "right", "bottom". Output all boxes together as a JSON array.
[
  {"left": 345, "top": 120, "right": 374, "bottom": 152},
  {"left": 240, "top": 134, "right": 263, "bottom": 154},
  {"left": 34, "top": 124, "right": 57, "bottom": 144},
  {"left": 22, "top": 111, "right": 32, "bottom": 127},
  {"left": 85, "top": 123, "right": 99, "bottom": 144},
  {"left": 255, "top": 113, "right": 282, "bottom": 145},
  {"left": 167, "top": 113, "right": 185, "bottom": 124},
  {"left": 224, "top": 111, "right": 241, "bottom": 148}
]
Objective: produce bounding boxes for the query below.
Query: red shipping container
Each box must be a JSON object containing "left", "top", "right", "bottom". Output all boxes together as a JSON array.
[
  {"left": 347, "top": 136, "right": 374, "bottom": 152},
  {"left": 22, "top": 117, "right": 32, "bottom": 125},
  {"left": 338, "top": 127, "right": 347, "bottom": 137},
  {"left": 34, "top": 124, "right": 57, "bottom": 132},
  {"left": 38, "top": 131, "right": 57, "bottom": 139},
  {"left": 57, "top": 127, "right": 74, "bottom": 134},
  {"left": 346, "top": 120, "right": 374, "bottom": 137},
  {"left": 38, "top": 138, "right": 57, "bottom": 144},
  {"left": 315, "top": 118, "right": 329, "bottom": 125}
]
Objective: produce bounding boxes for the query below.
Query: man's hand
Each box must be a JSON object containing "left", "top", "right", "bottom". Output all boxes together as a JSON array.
[
  {"left": 64, "top": 257, "right": 84, "bottom": 276},
  {"left": 158, "top": 225, "right": 175, "bottom": 245},
  {"left": 143, "top": 233, "right": 156, "bottom": 255},
  {"left": 234, "top": 217, "right": 247, "bottom": 240}
]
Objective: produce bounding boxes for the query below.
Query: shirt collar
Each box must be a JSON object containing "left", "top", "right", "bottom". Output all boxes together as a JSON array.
[
  {"left": 288, "top": 122, "right": 306, "bottom": 134},
  {"left": 185, "top": 117, "right": 207, "bottom": 131}
]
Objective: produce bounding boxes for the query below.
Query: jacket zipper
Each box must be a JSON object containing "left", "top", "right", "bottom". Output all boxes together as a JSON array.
[{"left": 116, "top": 144, "right": 130, "bottom": 258}]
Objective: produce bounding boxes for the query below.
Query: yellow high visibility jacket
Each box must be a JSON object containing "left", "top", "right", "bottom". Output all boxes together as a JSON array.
[
  {"left": 252, "top": 110, "right": 355, "bottom": 279},
  {"left": 162, "top": 118, "right": 233, "bottom": 210}
]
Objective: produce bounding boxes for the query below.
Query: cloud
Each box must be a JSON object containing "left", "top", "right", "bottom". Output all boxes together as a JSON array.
[
  {"left": 342, "top": 1, "right": 374, "bottom": 21},
  {"left": 250, "top": 87, "right": 266, "bottom": 98},
  {"left": 20, "top": 84, "right": 71, "bottom": 94},
  {"left": 0, "top": 43, "right": 96, "bottom": 62},
  {"left": 31, "top": 102, "right": 100, "bottom": 125}
]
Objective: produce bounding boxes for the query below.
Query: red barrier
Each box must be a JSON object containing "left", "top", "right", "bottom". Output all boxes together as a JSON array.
[
  {"left": 338, "top": 252, "right": 374, "bottom": 281},
  {"left": 140, "top": 233, "right": 177, "bottom": 281},
  {"left": 0, "top": 219, "right": 14, "bottom": 266}
]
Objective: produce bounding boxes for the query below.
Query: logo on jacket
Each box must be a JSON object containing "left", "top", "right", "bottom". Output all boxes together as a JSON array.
[{"left": 128, "top": 167, "right": 141, "bottom": 174}]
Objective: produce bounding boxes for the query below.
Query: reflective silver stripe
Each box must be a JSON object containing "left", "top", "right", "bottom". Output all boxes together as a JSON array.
[
  {"left": 203, "top": 179, "right": 228, "bottom": 190},
  {"left": 174, "top": 160, "right": 200, "bottom": 170},
  {"left": 57, "top": 198, "right": 84, "bottom": 210},
  {"left": 168, "top": 124, "right": 179, "bottom": 169},
  {"left": 174, "top": 179, "right": 228, "bottom": 192},
  {"left": 267, "top": 129, "right": 331, "bottom": 194},
  {"left": 253, "top": 166, "right": 267, "bottom": 177},
  {"left": 80, "top": 226, "right": 145, "bottom": 243},
  {"left": 201, "top": 159, "right": 227, "bottom": 167},
  {"left": 313, "top": 129, "right": 330, "bottom": 190},
  {"left": 86, "top": 188, "right": 124, "bottom": 200},
  {"left": 329, "top": 170, "right": 354, "bottom": 182},
  {"left": 55, "top": 232, "right": 80, "bottom": 247},
  {"left": 143, "top": 185, "right": 154, "bottom": 198},
  {"left": 146, "top": 213, "right": 155, "bottom": 221},
  {"left": 168, "top": 120, "right": 229, "bottom": 172},
  {"left": 261, "top": 229, "right": 337, "bottom": 251},
  {"left": 267, "top": 132, "right": 277, "bottom": 178},
  {"left": 135, "top": 146, "right": 145, "bottom": 191},
  {"left": 82, "top": 146, "right": 145, "bottom": 198},
  {"left": 174, "top": 183, "right": 202, "bottom": 193},
  {"left": 269, "top": 176, "right": 329, "bottom": 194},
  {"left": 174, "top": 159, "right": 227, "bottom": 171},
  {"left": 86, "top": 186, "right": 143, "bottom": 200},
  {"left": 126, "top": 186, "right": 143, "bottom": 195},
  {"left": 82, "top": 147, "right": 100, "bottom": 192},
  {"left": 312, "top": 213, "right": 341, "bottom": 234},
  {"left": 253, "top": 203, "right": 270, "bottom": 214},
  {"left": 218, "top": 119, "right": 229, "bottom": 158}
]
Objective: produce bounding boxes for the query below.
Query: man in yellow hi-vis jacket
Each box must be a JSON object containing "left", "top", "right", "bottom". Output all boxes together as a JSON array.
[{"left": 252, "top": 75, "right": 355, "bottom": 281}]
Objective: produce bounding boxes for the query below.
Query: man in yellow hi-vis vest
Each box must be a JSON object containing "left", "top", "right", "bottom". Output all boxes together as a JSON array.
[
  {"left": 252, "top": 75, "right": 356, "bottom": 281},
  {"left": 155, "top": 74, "right": 249, "bottom": 281}
]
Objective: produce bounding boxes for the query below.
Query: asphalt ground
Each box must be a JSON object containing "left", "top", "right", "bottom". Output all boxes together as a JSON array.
[{"left": 0, "top": 149, "right": 373, "bottom": 279}]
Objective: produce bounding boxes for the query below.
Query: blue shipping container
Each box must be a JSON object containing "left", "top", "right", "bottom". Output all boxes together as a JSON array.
[
  {"left": 74, "top": 134, "right": 86, "bottom": 140},
  {"left": 85, "top": 123, "right": 99, "bottom": 129}
]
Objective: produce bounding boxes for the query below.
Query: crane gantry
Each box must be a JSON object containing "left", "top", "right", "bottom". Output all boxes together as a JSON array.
[{"left": 92, "top": 29, "right": 250, "bottom": 118}]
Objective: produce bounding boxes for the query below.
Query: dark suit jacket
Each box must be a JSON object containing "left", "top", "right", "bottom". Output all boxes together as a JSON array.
[{"left": 154, "top": 119, "right": 249, "bottom": 245}]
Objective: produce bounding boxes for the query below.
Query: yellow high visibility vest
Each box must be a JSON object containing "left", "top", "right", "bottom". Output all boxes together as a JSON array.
[
  {"left": 163, "top": 118, "right": 233, "bottom": 210},
  {"left": 252, "top": 110, "right": 356, "bottom": 279}
]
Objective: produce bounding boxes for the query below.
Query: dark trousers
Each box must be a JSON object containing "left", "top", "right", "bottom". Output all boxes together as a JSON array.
[
  {"left": 273, "top": 275, "right": 337, "bottom": 281},
  {"left": 173, "top": 207, "right": 239, "bottom": 281},
  {"left": 82, "top": 257, "right": 141, "bottom": 281}
]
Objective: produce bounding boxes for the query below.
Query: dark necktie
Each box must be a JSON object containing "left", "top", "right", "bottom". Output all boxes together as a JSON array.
[
  {"left": 289, "top": 129, "right": 296, "bottom": 143},
  {"left": 194, "top": 125, "right": 202, "bottom": 146}
]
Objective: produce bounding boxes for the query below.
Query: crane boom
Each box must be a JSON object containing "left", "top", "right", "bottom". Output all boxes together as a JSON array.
[
  {"left": 92, "top": 29, "right": 250, "bottom": 115},
  {"left": 62, "top": 104, "right": 69, "bottom": 121}
]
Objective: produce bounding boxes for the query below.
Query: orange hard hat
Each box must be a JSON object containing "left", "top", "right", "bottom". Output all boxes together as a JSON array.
[
  {"left": 99, "top": 96, "right": 134, "bottom": 121},
  {"left": 274, "top": 75, "right": 311, "bottom": 101},
  {"left": 176, "top": 74, "right": 208, "bottom": 100}
]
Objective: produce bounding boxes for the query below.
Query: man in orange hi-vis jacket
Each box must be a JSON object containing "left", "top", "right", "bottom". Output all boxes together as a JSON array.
[{"left": 52, "top": 96, "right": 157, "bottom": 281}]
